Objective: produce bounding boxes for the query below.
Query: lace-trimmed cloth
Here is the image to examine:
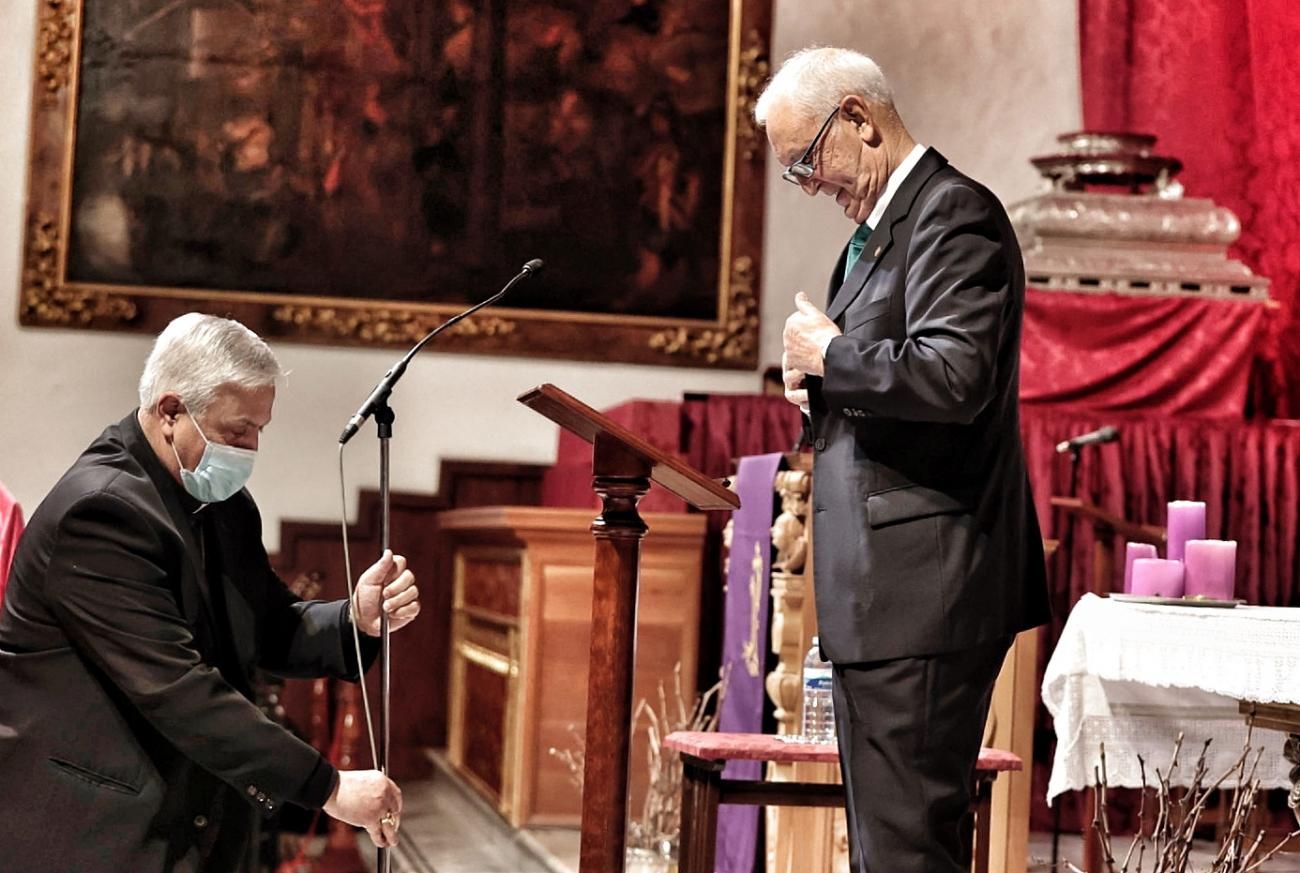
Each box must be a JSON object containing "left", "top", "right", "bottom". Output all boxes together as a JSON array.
[{"left": 1043, "top": 593, "right": 1300, "bottom": 800}]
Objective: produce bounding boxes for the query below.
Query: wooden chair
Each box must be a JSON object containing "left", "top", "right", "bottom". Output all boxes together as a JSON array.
[{"left": 665, "top": 731, "right": 1023, "bottom": 873}]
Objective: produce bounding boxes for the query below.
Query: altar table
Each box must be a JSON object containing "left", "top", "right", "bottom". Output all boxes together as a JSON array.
[{"left": 1044, "top": 593, "right": 1300, "bottom": 805}]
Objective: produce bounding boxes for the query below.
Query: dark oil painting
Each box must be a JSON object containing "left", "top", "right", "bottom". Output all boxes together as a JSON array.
[{"left": 65, "top": 0, "right": 733, "bottom": 319}]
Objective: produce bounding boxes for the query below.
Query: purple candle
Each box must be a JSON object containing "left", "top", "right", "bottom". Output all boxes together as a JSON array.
[
  {"left": 1166, "top": 500, "right": 1207, "bottom": 562},
  {"left": 1184, "top": 539, "right": 1237, "bottom": 601},
  {"left": 1131, "top": 558, "right": 1185, "bottom": 598},
  {"left": 1123, "top": 542, "right": 1159, "bottom": 593}
]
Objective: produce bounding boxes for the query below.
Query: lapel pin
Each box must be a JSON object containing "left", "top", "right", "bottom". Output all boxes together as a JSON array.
[{"left": 873, "top": 245, "right": 883, "bottom": 258}]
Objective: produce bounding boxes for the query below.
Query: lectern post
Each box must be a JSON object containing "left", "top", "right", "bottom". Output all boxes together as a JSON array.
[{"left": 581, "top": 435, "right": 653, "bottom": 870}]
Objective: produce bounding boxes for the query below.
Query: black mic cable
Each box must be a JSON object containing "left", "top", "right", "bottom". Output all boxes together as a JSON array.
[{"left": 338, "top": 258, "right": 544, "bottom": 445}]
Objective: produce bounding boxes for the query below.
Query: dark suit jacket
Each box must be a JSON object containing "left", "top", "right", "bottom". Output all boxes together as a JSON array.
[
  {"left": 807, "top": 148, "right": 1050, "bottom": 664},
  {"left": 0, "top": 411, "right": 377, "bottom": 872}
]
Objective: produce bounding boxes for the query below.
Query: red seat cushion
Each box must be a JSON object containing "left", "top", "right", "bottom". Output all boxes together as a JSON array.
[{"left": 663, "top": 731, "right": 1022, "bottom": 773}]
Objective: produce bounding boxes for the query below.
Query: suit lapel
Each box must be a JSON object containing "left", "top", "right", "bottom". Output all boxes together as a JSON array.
[
  {"left": 826, "top": 243, "right": 850, "bottom": 310},
  {"left": 120, "top": 412, "right": 217, "bottom": 638},
  {"left": 825, "top": 148, "right": 949, "bottom": 324}
]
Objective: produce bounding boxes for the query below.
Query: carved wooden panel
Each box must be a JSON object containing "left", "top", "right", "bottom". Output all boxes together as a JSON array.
[
  {"left": 460, "top": 552, "right": 523, "bottom": 620},
  {"left": 460, "top": 660, "right": 512, "bottom": 803},
  {"left": 441, "top": 506, "right": 706, "bottom": 828}
]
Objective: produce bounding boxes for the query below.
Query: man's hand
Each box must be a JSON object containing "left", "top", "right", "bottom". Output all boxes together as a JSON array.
[
  {"left": 782, "top": 352, "right": 808, "bottom": 408},
  {"left": 324, "top": 769, "right": 403, "bottom": 848},
  {"left": 783, "top": 292, "right": 840, "bottom": 378},
  {"left": 353, "top": 550, "right": 420, "bottom": 637}
]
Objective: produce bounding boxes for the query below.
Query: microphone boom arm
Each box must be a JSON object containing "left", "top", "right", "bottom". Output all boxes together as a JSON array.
[{"left": 338, "top": 259, "right": 543, "bottom": 445}]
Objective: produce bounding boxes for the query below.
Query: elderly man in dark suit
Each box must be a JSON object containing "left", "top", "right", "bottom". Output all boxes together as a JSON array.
[
  {"left": 759, "top": 47, "right": 1050, "bottom": 872},
  {"left": 0, "top": 313, "right": 420, "bottom": 872}
]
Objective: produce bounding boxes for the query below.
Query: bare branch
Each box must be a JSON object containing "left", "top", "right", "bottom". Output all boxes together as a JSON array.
[{"left": 1086, "top": 729, "right": 1297, "bottom": 873}]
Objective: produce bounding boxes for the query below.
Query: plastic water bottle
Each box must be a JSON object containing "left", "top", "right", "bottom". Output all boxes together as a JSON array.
[{"left": 801, "top": 636, "right": 836, "bottom": 742}]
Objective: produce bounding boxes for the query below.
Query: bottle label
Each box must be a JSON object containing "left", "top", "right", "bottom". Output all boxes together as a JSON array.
[{"left": 804, "top": 675, "right": 833, "bottom": 690}]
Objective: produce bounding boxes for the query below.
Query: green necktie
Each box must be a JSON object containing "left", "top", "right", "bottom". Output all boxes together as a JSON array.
[{"left": 843, "top": 222, "right": 874, "bottom": 282}]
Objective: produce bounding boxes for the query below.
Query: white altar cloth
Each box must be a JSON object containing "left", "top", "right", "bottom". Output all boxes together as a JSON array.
[{"left": 1042, "top": 593, "right": 1300, "bottom": 801}]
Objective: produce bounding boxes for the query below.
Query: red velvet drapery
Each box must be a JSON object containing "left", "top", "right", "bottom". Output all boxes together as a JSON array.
[
  {"left": 0, "top": 482, "right": 24, "bottom": 606},
  {"left": 681, "top": 394, "right": 803, "bottom": 478},
  {"left": 1021, "top": 290, "right": 1272, "bottom": 419},
  {"left": 1078, "top": 0, "right": 1300, "bottom": 417},
  {"left": 1024, "top": 407, "right": 1300, "bottom": 609}
]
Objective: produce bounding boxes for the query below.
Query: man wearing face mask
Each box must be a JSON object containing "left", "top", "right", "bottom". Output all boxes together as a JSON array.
[
  {"left": 0, "top": 313, "right": 419, "bottom": 872},
  {"left": 757, "top": 48, "right": 1049, "bottom": 872}
]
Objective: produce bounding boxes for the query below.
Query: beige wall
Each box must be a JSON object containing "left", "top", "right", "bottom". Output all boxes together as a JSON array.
[{"left": 0, "top": 0, "right": 1079, "bottom": 549}]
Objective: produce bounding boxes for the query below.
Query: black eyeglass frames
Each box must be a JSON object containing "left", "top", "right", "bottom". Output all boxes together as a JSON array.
[{"left": 782, "top": 107, "right": 840, "bottom": 185}]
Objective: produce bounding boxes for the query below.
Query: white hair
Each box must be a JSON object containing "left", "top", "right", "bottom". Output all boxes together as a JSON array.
[
  {"left": 754, "top": 47, "right": 895, "bottom": 126},
  {"left": 138, "top": 313, "right": 282, "bottom": 415}
]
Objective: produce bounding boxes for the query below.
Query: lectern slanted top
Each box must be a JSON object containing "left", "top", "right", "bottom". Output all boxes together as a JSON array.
[{"left": 518, "top": 383, "right": 738, "bottom": 511}]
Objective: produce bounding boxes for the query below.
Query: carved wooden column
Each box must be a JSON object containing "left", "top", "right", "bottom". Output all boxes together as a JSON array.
[{"left": 765, "top": 467, "right": 811, "bottom": 733}]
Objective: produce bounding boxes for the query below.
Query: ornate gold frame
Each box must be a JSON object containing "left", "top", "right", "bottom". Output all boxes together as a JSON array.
[{"left": 19, "top": 0, "right": 771, "bottom": 368}]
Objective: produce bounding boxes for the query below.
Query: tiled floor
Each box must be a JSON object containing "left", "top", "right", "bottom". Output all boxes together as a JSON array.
[
  {"left": 364, "top": 758, "right": 1300, "bottom": 873},
  {"left": 357, "top": 752, "right": 573, "bottom": 873}
]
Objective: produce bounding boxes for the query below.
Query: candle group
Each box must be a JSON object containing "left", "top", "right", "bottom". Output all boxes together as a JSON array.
[{"left": 1118, "top": 500, "right": 1237, "bottom": 602}]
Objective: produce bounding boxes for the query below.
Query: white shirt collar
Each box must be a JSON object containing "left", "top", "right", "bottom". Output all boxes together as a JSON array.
[{"left": 865, "top": 143, "right": 927, "bottom": 230}]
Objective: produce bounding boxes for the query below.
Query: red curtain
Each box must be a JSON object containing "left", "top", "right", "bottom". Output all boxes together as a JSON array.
[
  {"left": 1079, "top": 0, "right": 1300, "bottom": 417},
  {"left": 1024, "top": 406, "right": 1300, "bottom": 609},
  {"left": 0, "top": 482, "right": 24, "bottom": 606},
  {"left": 540, "top": 398, "right": 689, "bottom": 512},
  {"left": 680, "top": 394, "right": 804, "bottom": 478},
  {"left": 538, "top": 395, "right": 802, "bottom": 512},
  {"left": 1021, "top": 289, "right": 1271, "bottom": 419}
]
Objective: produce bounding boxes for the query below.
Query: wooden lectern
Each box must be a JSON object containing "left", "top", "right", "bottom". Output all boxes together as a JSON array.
[{"left": 517, "top": 384, "right": 739, "bottom": 873}]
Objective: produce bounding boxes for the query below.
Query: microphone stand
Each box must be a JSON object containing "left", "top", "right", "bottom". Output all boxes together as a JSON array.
[
  {"left": 338, "top": 260, "right": 543, "bottom": 873},
  {"left": 375, "top": 399, "right": 393, "bottom": 873},
  {"left": 1050, "top": 442, "right": 1085, "bottom": 871}
]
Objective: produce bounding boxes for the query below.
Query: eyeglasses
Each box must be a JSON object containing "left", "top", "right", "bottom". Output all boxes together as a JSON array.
[{"left": 782, "top": 107, "right": 840, "bottom": 185}]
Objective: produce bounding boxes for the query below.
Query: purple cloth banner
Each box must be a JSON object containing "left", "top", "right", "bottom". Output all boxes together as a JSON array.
[{"left": 715, "top": 452, "right": 782, "bottom": 873}]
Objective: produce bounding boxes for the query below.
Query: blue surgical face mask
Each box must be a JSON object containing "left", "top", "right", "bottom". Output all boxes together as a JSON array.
[{"left": 171, "top": 413, "right": 257, "bottom": 503}]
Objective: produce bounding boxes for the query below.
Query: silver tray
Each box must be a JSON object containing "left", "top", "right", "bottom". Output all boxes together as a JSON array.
[{"left": 1108, "top": 593, "right": 1243, "bottom": 609}]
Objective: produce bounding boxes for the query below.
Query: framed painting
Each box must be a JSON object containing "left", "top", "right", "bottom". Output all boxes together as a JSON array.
[{"left": 21, "top": 0, "right": 772, "bottom": 368}]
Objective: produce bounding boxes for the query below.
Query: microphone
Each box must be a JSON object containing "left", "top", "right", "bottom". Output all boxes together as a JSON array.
[
  {"left": 1055, "top": 425, "right": 1119, "bottom": 454},
  {"left": 338, "top": 259, "right": 544, "bottom": 444}
]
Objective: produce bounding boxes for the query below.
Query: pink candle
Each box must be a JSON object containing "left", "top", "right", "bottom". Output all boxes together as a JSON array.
[
  {"left": 1123, "top": 542, "right": 1159, "bottom": 593},
  {"left": 1166, "top": 500, "right": 1207, "bottom": 562},
  {"left": 1183, "top": 539, "right": 1237, "bottom": 601},
  {"left": 1131, "top": 558, "right": 1185, "bottom": 598}
]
